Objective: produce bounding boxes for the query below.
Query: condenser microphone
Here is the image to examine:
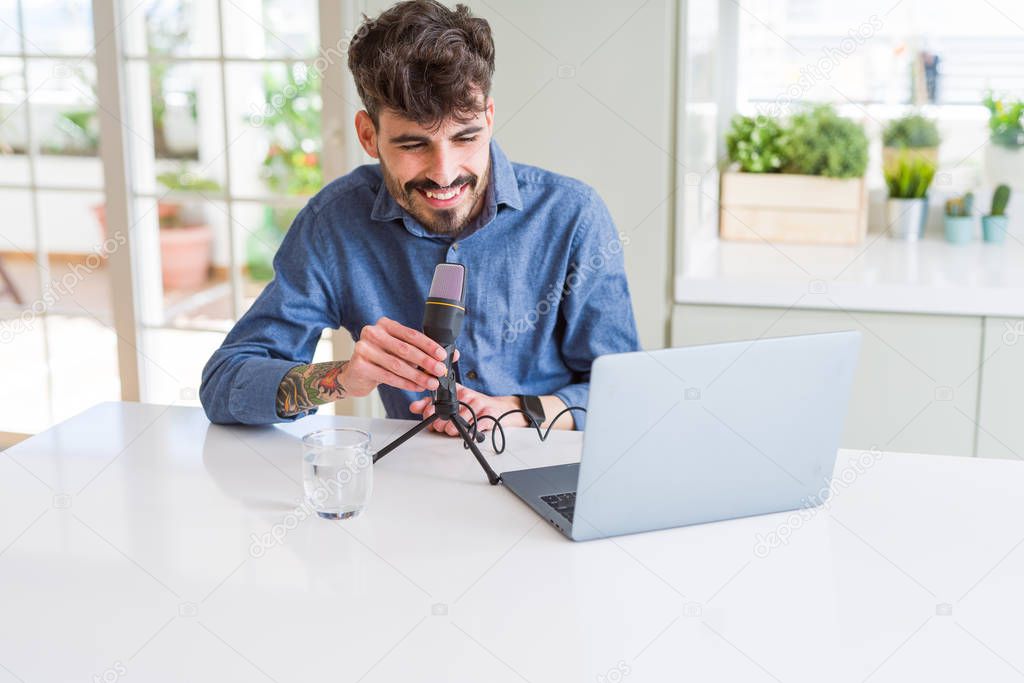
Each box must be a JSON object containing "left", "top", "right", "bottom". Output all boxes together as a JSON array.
[
  {"left": 373, "top": 260, "right": 495, "bottom": 484},
  {"left": 423, "top": 262, "right": 466, "bottom": 417}
]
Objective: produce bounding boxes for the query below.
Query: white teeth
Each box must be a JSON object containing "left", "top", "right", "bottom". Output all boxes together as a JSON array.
[{"left": 425, "top": 185, "right": 462, "bottom": 200}]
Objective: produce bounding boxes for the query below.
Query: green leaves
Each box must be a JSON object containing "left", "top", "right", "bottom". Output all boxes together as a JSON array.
[
  {"left": 991, "top": 184, "right": 1011, "bottom": 216},
  {"left": 983, "top": 92, "right": 1024, "bottom": 149},
  {"left": 944, "top": 192, "right": 974, "bottom": 217},
  {"left": 725, "top": 104, "right": 868, "bottom": 179},
  {"left": 884, "top": 153, "right": 936, "bottom": 199},
  {"left": 726, "top": 114, "right": 787, "bottom": 173},
  {"left": 784, "top": 105, "right": 869, "bottom": 179},
  {"left": 882, "top": 114, "right": 941, "bottom": 149}
]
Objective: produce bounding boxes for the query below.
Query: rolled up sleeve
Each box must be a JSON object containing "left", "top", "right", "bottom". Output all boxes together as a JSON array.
[
  {"left": 200, "top": 206, "right": 342, "bottom": 425},
  {"left": 553, "top": 189, "right": 641, "bottom": 430}
]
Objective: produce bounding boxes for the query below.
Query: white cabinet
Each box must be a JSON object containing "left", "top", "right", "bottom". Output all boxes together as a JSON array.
[
  {"left": 976, "top": 317, "right": 1024, "bottom": 460},
  {"left": 672, "top": 304, "right": 983, "bottom": 457}
]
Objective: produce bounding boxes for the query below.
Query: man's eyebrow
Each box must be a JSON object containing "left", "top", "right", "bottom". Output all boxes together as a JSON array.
[
  {"left": 388, "top": 133, "right": 430, "bottom": 144},
  {"left": 388, "top": 125, "right": 484, "bottom": 145},
  {"left": 452, "top": 125, "right": 484, "bottom": 137}
]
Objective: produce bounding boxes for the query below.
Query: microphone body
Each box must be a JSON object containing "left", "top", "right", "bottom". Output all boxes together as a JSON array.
[
  {"left": 423, "top": 263, "right": 466, "bottom": 418},
  {"left": 374, "top": 260, "right": 495, "bottom": 484}
]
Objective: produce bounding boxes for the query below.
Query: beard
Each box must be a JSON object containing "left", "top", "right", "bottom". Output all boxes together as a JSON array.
[{"left": 379, "top": 153, "right": 490, "bottom": 235}]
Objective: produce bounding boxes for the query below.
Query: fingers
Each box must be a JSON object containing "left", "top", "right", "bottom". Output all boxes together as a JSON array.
[
  {"left": 428, "top": 400, "right": 461, "bottom": 437},
  {"left": 407, "top": 400, "right": 455, "bottom": 438},
  {"left": 358, "top": 341, "right": 441, "bottom": 391},
  {"left": 453, "top": 388, "right": 491, "bottom": 434},
  {"left": 355, "top": 317, "right": 456, "bottom": 396},
  {"left": 410, "top": 400, "right": 449, "bottom": 435},
  {"left": 345, "top": 352, "right": 425, "bottom": 393},
  {"left": 455, "top": 382, "right": 484, "bottom": 402},
  {"left": 376, "top": 330, "right": 449, "bottom": 379},
  {"left": 376, "top": 316, "right": 447, "bottom": 362},
  {"left": 414, "top": 399, "right": 487, "bottom": 438},
  {"left": 409, "top": 396, "right": 430, "bottom": 415},
  {"left": 432, "top": 410, "right": 458, "bottom": 436}
]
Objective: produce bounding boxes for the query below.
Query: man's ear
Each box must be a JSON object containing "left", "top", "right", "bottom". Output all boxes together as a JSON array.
[
  {"left": 354, "top": 110, "right": 379, "bottom": 159},
  {"left": 484, "top": 96, "right": 495, "bottom": 134}
]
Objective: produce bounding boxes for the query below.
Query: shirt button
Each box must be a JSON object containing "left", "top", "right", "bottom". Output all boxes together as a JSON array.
[{"left": 466, "top": 370, "right": 478, "bottom": 380}]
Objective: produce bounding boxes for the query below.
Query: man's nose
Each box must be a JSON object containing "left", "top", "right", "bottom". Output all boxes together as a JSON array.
[{"left": 425, "top": 146, "right": 459, "bottom": 188}]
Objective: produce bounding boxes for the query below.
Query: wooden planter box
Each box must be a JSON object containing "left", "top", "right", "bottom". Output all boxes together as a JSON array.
[{"left": 719, "top": 170, "right": 868, "bottom": 245}]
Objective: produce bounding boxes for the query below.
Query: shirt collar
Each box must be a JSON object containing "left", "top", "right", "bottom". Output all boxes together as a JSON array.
[{"left": 370, "top": 138, "right": 523, "bottom": 230}]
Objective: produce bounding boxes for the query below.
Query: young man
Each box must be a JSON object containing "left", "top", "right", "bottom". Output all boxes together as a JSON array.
[{"left": 200, "top": 0, "right": 639, "bottom": 435}]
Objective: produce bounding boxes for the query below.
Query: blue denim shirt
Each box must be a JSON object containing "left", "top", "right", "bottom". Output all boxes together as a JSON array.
[{"left": 200, "top": 139, "right": 640, "bottom": 429}]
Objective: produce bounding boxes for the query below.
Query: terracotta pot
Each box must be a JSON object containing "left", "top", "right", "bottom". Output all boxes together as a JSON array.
[
  {"left": 160, "top": 224, "right": 212, "bottom": 290},
  {"left": 92, "top": 203, "right": 212, "bottom": 289},
  {"left": 93, "top": 201, "right": 182, "bottom": 240}
]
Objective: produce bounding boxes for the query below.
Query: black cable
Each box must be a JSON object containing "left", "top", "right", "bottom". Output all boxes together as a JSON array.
[{"left": 457, "top": 401, "right": 587, "bottom": 455}]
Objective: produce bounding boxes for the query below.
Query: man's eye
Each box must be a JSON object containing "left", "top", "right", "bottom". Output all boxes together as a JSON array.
[
  {"left": 399, "top": 143, "right": 423, "bottom": 151},
  {"left": 457, "top": 136, "right": 478, "bottom": 144}
]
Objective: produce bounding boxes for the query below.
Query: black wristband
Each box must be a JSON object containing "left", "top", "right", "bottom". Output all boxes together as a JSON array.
[{"left": 516, "top": 394, "right": 546, "bottom": 426}]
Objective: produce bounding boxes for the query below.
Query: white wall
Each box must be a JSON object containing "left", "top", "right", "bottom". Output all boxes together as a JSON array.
[{"left": 356, "top": 0, "right": 680, "bottom": 350}]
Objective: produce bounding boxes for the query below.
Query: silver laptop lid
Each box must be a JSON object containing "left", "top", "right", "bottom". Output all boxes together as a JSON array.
[{"left": 571, "top": 331, "right": 861, "bottom": 541}]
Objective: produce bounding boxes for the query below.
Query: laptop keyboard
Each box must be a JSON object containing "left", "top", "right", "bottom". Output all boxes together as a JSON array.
[{"left": 541, "top": 492, "right": 576, "bottom": 523}]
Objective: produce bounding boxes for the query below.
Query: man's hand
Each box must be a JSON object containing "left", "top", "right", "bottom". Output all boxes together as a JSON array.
[
  {"left": 276, "top": 317, "right": 459, "bottom": 418},
  {"left": 342, "top": 316, "right": 458, "bottom": 397},
  {"left": 409, "top": 383, "right": 525, "bottom": 436},
  {"left": 409, "top": 385, "right": 574, "bottom": 436}
]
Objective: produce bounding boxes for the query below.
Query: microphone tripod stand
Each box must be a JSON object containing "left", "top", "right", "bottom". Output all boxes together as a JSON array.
[{"left": 371, "top": 345, "right": 501, "bottom": 486}]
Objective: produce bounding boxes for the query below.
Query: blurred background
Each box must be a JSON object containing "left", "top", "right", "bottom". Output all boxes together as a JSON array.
[{"left": 1, "top": 0, "right": 1023, "bottom": 461}]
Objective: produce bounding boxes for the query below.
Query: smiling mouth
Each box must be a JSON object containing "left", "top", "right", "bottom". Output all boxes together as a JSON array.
[{"left": 416, "top": 182, "right": 469, "bottom": 209}]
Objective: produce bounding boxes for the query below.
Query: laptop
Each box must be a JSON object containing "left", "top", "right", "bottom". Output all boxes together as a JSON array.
[{"left": 500, "top": 331, "right": 862, "bottom": 541}]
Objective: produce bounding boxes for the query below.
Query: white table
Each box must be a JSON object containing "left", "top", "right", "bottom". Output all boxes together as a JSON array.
[{"left": 2, "top": 402, "right": 1024, "bottom": 682}]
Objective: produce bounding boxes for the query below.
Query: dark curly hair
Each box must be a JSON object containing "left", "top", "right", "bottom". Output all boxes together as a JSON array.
[{"left": 347, "top": 0, "right": 495, "bottom": 130}]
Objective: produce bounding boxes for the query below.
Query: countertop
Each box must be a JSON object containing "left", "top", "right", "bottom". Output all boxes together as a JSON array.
[{"left": 676, "top": 234, "right": 1024, "bottom": 317}]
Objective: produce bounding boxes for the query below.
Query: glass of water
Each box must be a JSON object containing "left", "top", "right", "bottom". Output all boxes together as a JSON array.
[{"left": 302, "top": 428, "right": 373, "bottom": 520}]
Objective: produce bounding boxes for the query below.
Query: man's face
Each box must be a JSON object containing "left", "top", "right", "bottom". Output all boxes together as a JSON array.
[{"left": 356, "top": 98, "right": 494, "bottom": 235}]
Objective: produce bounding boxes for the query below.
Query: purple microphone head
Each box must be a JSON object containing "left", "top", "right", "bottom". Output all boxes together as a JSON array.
[{"left": 428, "top": 262, "right": 466, "bottom": 304}]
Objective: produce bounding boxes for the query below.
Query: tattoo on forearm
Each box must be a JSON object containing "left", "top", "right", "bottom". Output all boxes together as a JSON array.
[{"left": 276, "top": 361, "right": 349, "bottom": 417}]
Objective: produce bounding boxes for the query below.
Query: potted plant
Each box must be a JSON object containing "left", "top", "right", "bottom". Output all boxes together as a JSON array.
[
  {"left": 155, "top": 170, "right": 220, "bottom": 289},
  {"left": 943, "top": 192, "right": 974, "bottom": 245},
  {"left": 92, "top": 170, "right": 220, "bottom": 289},
  {"left": 246, "top": 65, "right": 322, "bottom": 281},
  {"left": 884, "top": 152, "right": 936, "bottom": 240},
  {"left": 720, "top": 104, "right": 869, "bottom": 245},
  {"left": 982, "top": 184, "right": 1012, "bottom": 244},
  {"left": 983, "top": 92, "right": 1024, "bottom": 191},
  {"left": 882, "top": 113, "right": 940, "bottom": 173},
  {"left": 725, "top": 114, "right": 787, "bottom": 174}
]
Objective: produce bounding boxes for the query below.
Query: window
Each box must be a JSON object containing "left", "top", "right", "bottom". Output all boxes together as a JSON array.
[
  {"left": 0, "top": 0, "right": 118, "bottom": 434},
  {"left": 0, "top": 0, "right": 366, "bottom": 434},
  {"left": 737, "top": 0, "right": 1024, "bottom": 107},
  {"left": 116, "top": 0, "right": 338, "bottom": 408},
  {"left": 733, "top": 0, "right": 1024, "bottom": 190}
]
